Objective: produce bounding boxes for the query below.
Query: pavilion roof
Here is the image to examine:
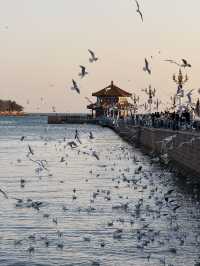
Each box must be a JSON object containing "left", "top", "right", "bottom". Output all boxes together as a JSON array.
[{"left": 92, "top": 81, "right": 132, "bottom": 97}]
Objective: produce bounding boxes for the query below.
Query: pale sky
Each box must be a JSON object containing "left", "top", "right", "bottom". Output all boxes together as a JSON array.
[{"left": 0, "top": 0, "right": 200, "bottom": 113}]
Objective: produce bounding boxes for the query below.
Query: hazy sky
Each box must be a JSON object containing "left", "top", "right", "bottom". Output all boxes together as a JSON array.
[{"left": 0, "top": 0, "right": 200, "bottom": 112}]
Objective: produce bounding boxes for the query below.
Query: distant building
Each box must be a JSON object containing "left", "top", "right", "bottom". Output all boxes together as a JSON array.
[{"left": 87, "top": 81, "right": 133, "bottom": 118}]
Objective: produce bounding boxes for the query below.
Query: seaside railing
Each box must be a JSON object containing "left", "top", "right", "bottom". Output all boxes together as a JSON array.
[{"left": 99, "top": 115, "right": 200, "bottom": 132}]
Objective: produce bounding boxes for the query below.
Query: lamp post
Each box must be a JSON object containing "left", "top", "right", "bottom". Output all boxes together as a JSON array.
[
  {"left": 173, "top": 69, "right": 188, "bottom": 107},
  {"left": 142, "top": 85, "right": 156, "bottom": 113}
]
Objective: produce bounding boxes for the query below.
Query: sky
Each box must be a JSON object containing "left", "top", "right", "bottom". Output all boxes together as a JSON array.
[{"left": 0, "top": 0, "right": 200, "bottom": 113}]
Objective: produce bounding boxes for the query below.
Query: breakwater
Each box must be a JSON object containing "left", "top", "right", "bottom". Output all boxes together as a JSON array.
[
  {"left": 48, "top": 114, "right": 98, "bottom": 124},
  {"left": 102, "top": 119, "right": 200, "bottom": 178},
  {"left": 48, "top": 114, "right": 200, "bottom": 178}
]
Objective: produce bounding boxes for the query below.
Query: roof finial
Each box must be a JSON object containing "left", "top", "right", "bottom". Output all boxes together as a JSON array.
[{"left": 111, "top": 80, "right": 114, "bottom": 86}]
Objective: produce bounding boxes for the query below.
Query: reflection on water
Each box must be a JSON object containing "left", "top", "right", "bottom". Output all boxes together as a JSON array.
[{"left": 0, "top": 116, "right": 199, "bottom": 266}]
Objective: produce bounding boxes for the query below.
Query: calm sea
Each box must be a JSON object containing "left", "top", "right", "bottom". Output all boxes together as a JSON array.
[{"left": 0, "top": 115, "right": 199, "bottom": 266}]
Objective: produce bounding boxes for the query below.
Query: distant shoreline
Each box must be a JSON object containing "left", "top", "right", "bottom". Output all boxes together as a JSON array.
[
  {"left": 0, "top": 112, "right": 90, "bottom": 117},
  {"left": 0, "top": 112, "right": 25, "bottom": 116}
]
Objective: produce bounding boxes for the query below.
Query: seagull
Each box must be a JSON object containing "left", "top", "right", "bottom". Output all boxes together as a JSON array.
[
  {"left": 68, "top": 141, "right": 78, "bottom": 148},
  {"left": 74, "top": 129, "right": 82, "bottom": 144},
  {"left": 176, "top": 85, "right": 184, "bottom": 96},
  {"left": 52, "top": 106, "right": 56, "bottom": 113},
  {"left": 88, "top": 49, "right": 98, "bottom": 63},
  {"left": 20, "top": 136, "right": 25, "bottom": 141},
  {"left": 0, "top": 188, "right": 8, "bottom": 199},
  {"left": 143, "top": 58, "right": 151, "bottom": 74},
  {"left": 186, "top": 89, "right": 194, "bottom": 103},
  {"left": 28, "top": 145, "right": 34, "bottom": 156},
  {"left": 135, "top": 0, "right": 143, "bottom": 22},
  {"left": 89, "top": 131, "right": 94, "bottom": 139},
  {"left": 85, "top": 97, "right": 93, "bottom": 104},
  {"left": 164, "top": 59, "right": 181, "bottom": 67},
  {"left": 173, "top": 205, "right": 181, "bottom": 212},
  {"left": 92, "top": 151, "right": 100, "bottom": 160},
  {"left": 181, "top": 59, "right": 191, "bottom": 68},
  {"left": 165, "top": 189, "right": 174, "bottom": 196},
  {"left": 78, "top": 65, "right": 88, "bottom": 78},
  {"left": 71, "top": 79, "right": 80, "bottom": 94}
]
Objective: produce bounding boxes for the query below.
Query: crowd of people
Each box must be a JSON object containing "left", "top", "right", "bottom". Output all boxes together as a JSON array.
[{"left": 127, "top": 110, "right": 200, "bottom": 131}]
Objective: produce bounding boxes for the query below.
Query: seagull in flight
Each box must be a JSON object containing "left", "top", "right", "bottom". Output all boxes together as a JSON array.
[
  {"left": 89, "top": 131, "right": 94, "bottom": 139},
  {"left": 186, "top": 89, "right": 194, "bottom": 103},
  {"left": 79, "top": 65, "right": 88, "bottom": 78},
  {"left": 85, "top": 97, "right": 93, "bottom": 104},
  {"left": 71, "top": 79, "right": 80, "bottom": 94},
  {"left": 88, "top": 49, "right": 98, "bottom": 63},
  {"left": 68, "top": 141, "right": 78, "bottom": 148},
  {"left": 164, "top": 59, "right": 181, "bottom": 66},
  {"left": 181, "top": 59, "right": 191, "bottom": 68},
  {"left": 135, "top": 0, "right": 143, "bottom": 22},
  {"left": 0, "top": 188, "right": 8, "bottom": 199},
  {"left": 143, "top": 58, "right": 151, "bottom": 74},
  {"left": 28, "top": 145, "right": 34, "bottom": 156},
  {"left": 92, "top": 151, "right": 99, "bottom": 160}
]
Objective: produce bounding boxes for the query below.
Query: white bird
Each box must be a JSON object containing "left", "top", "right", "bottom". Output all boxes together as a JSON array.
[
  {"left": 143, "top": 58, "right": 151, "bottom": 74},
  {"left": 71, "top": 79, "right": 80, "bottom": 94},
  {"left": 28, "top": 145, "right": 34, "bottom": 156},
  {"left": 68, "top": 141, "right": 78, "bottom": 148},
  {"left": 89, "top": 131, "right": 94, "bottom": 139},
  {"left": 176, "top": 85, "right": 184, "bottom": 97},
  {"left": 135, "top": 0, "right": 143, "bottom": 22},
  {"left": 186, "top": 89, "right": 194, "bottom": 103},
  {"left": 92, "top": 151, "right": 99, "bottom": 160},
  {"left": 88, "top": 49, "right": 98, "bottom": 63},
  {"left": 0, "top": 188, "right": 8, "bottom": 199},
  {"left": 181, "top": 58, "right": 191, "bottom": 68},
  {"left": 78, "top": 65, "right": 88, "bottom": 78},
  {"left": 85, "top": 97, "right": 93, "bottom": 104},
  {"left": 165, "top": 59, "right": 181, "bottom": 66}
]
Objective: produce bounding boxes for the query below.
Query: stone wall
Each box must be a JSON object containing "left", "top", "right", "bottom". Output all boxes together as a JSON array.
[{"left": 111, "top": 123, "right": 200, "bottom": 178}]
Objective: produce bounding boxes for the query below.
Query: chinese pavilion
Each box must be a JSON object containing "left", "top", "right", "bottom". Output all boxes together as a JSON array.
[{"left": 87, "top": 81, "right": 133, "bottom": 118}]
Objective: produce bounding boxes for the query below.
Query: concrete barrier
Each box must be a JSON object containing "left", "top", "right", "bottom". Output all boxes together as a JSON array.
[{"left": 104, "top": 120, "right": 200, "bottom": 178}]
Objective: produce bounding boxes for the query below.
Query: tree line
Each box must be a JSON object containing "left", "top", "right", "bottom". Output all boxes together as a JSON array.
[{"left": 0, "top": 99, "right": 24, "bottom": 112}]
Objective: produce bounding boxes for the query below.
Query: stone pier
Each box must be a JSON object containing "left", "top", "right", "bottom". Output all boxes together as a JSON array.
[{"left": 104, "top": 120, "right": 200, "bottom": 178}]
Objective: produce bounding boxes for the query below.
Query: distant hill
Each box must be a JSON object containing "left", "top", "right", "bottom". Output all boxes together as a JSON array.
[{"left": 0, "top": 99, "right": 23, "bottom": 112}]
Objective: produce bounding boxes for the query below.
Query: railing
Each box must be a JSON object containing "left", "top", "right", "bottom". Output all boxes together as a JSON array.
[{"left": 98, "top": 115, "right": 200, "bottom": 132}]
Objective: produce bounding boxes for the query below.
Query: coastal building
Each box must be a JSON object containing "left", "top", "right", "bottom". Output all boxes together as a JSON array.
[{"left": 87, "top": 81, "right": 133, "bottom": 118}]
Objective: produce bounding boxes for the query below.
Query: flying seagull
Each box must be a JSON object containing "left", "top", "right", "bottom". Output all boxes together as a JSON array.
[
  {"left": 71, "top": 79, "right": 80, "bottom": 94},
  {"left": 181, "top": 59, "right": 191, "bottom": 68},
  {"left": 135, "top": 0, "right": 143, "bottom": 22},
  {"left": 78, "top": 65, "right": 88, "bottom": 78},
  {"left": 28, "top": 145, "right": 34, "bottom": 156},
  {"left": 52, "top": 106, "right": 56, "bottom": 113},
  {"left": 186, "top": 89, "right": 194, "bottom": 103},
  {"left": 68, "top": 141, "right": 78, "bottom": 148},
  {"left": 164, "top": 59, "right": 181, "bottom": 66},
  {"left": 92, "top": 151, "right": 99, "bottom": 160},
  {"left": 85, "top": 97, "right": 93, "bottom": 104},
  {"left": 143, "top": 58, "right": 151, "bottom": 74},
  {"left": 0, "top": 188, "right": 8, "bottom": 199},
  {"left": 89, "top": 131, "right": 94, "bottom": 139},
  {"left": 88, "top": 49, "right": 98, "bottom": 63}
]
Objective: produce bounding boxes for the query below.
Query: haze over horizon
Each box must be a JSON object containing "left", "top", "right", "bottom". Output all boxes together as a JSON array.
[{"left": 0, "top": 0, "right": 199, "bottom": 113}]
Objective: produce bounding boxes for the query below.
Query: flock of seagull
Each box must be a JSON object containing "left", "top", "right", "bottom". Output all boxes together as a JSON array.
[
  {"left": 0, "top": 1, "right": 200, "bottom": 266},
  {"left": 67, "top": 0, "right": 195, "bottom": 113},
  {"left": 0, "top": 125, "right": 200, "bottom": 265}
]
